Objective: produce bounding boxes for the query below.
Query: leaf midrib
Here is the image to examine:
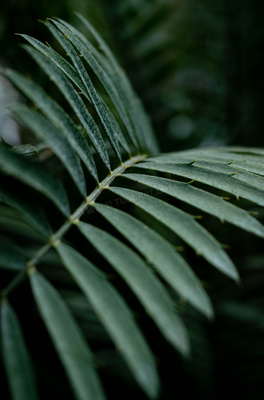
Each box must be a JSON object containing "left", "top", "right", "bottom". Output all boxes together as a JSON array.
[{"left": 1, "top": 154, "right": 147, "bottom": 299}]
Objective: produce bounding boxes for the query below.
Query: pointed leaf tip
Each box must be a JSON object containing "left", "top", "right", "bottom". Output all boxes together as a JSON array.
[
  {"left": 1, "top": 302, "right": 38, "bottom": 400},
  {"left": 30, "top": 271, "right": 106, "bottom": 400},
  {"left": 57, "top": 243, "right": 160, "bottom": 398}
]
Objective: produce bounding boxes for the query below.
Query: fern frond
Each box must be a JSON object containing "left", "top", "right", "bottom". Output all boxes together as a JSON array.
[
  {"left": 93, "top": 203, "right": 213, "bottom": 318},
  {"left": 1, "top": 16, "right": 264, "bottom": 400},
  {"left": 77, "top": 221, "right": 190, "bottom": 355},
  {"left": 108, "top": 186, "right": 239, "bottom": 280}
]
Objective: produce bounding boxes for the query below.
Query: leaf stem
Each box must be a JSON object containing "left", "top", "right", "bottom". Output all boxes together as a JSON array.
[{"left": 0, "top": 154, "right": 147, "bottom": 299}]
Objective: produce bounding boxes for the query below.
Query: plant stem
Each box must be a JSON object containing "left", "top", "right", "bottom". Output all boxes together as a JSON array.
[{"left": 1, "top": 154, "right": 147, "bottom": 299}]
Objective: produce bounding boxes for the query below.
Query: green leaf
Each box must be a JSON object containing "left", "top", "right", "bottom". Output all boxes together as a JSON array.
[
  {"left": 75, "top": 13, "right": 159, "bottom": 154},
  {"left": 0, "top": 242, "right": 26, "bottom": 270},
  {"left": 94, "top": 203, "right": 213, "bottom": 318},
  {"left": 78, "top": 221, "right": 190, "bottom": 355},
  {"left": 47, "top": 19, "right": 131, "bottom": 156},
  {"left": 56, "top": 243, "right": 160, "bottom": 399},
  {"left": 30, "top": 271, "right": 105, "bottom": 400},
  {"left": 4, "top": 69, "right": 98, "bottom": 182},
  {"left": 1, "top": 301, "right": 38, "bottom": 400},
  {"left": 22, "top": 44, "right": 111, "bottom": 171},
  {"left": 53, "top": 18, "right": 137, "bottom": 151},
  {"left": 223, "top": 146, "right": 264, "bottom": 156},
  {"left": 137, "top": 161, "right": 264, "bottom": 205},
  {"left": 10, "top": 106, "right": 86, "bottom": 197},
  {"left": 156, "top": 148, "right": 264, "bottom": 175},
  {"left": 123, "top": 173, "right": 264, "bottom": 238},
  {"left": 0, "top": 185, "right": 52, "bottom": 237},
  {"left": 0, "top": 206, "right": 47, "bottom": 242},
  {"left": 184, "top": 160, "right": 263, "bottom": 190},
  {"left": 146, "top": 154, "right": 264, "bottom": 192},
  {"left": 228, "top": 160, "right": 264, "bottom": 176},
  {"left": 0, "top": 145, "right": 70, "bottom": 216},
  {"left": 13, "top": 144, "right": 38, "bottom": 156},
  {"left": 109, "top": 187, "right": 239, "bottom": 281},
  {"left": 19, "top": 35, "right": 88, "bottom": 99},
  {"left": 202, "top": 147, "right": 264, "bottom": 166},
  {"left": 45, "top": 20, "right": 122, "bottom": 161}
]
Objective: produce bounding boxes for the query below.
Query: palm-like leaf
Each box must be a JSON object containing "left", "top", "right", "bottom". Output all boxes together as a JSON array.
[
  {"left": 0, "top": 16, "right": 264, "bottom": 400},
  {"left": 1, "top": 301, "right": 38, "bottom": 400}
]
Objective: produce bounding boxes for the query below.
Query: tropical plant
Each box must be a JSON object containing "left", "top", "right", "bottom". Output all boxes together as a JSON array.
[{"left": 1, "top": 14, "right": 264, "bottom": 400}]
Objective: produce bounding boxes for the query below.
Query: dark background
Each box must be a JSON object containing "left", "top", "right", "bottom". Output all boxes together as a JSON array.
[{"left": 1, "top": 1, "right": 264, "bottom": 399}]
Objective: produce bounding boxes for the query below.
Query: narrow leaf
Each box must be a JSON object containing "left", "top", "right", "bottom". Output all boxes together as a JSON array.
[
  {"left": 0, "top": 207, "right": 47, "bottom": 242},
  {"left": 1, "top": 301, "right": 38, "bottom": 400},
  {"left": 75, "top": 13, "right": 159, "bottom": 154},
  {"left": 165, "top": 148, "right": 264, "bottom": 165},
  {"left": 57, "top": 243, "right": 160, "bottom": 399},
  {"left": 0, "top": 242, "right": 26, "bottom": 270},
  {"left": 48, "top": 19, "right": 131, "bottom": 155},
  {"left": 4, "top": 69, "right": 98, "bottom": 181},
  {"left": 0, "top": 185, "right": 52, "bottom": 237},
  {"left": 157, "top": 149, "right": 264, "bottom": 174},
  {"left": 109, "top": 187, "right": 239, "bottom": 281},
  {"left": 222, "top": 146, "right": 264, "bottom": 156},
  {"left": 0, "top": 146, "right": 70, "bottom": 216},
  {"left": 230, "top": 161, "right": 264, "bottom": 176},
  {"left": 78, "top": 221, "right": 190, "bottom": 355},
  {"left": 13, "top": 144, "right": 38, "bottom": 156},
  {"left": 94, "top": 203, "right": 213, "bottom": 318},
  {"left": 19, "top": 35, "right": 88, "bottom": 99},
  {"left": 23, "top": 45, "right": 111, "bottom": 171},
  {"left": 193, "top": 161, "right": 264, "bottom": 191},
  {"left": 146, "top": 156, "right": 264, "bottom": 191},
  {"left": 124, "top": 173, "right": 264, "bottom": 238},
  {"left": 30, "top": 271, "right": 106, "bottom": 400},
  {"left": 10, "top": 106, "right": 86, "bottom": 197},
  {"left": 208, "top": 148, "right": 264, "bottom": 166},
  {"left": 55, "top": 17, "right": 137, "bottom": 150},
  {"left": 45, "top": 20, "right": 122, "bottom": 161},
  {"left": 138, "top": 160, "right": 264, "bottom": 203}
]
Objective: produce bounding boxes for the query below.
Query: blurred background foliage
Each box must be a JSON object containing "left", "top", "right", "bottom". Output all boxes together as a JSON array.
[
  {"left": 1, "top": 0, "right": 264, "bottom": 399},
  {"left": 1, "top": 0, "right": 264, "bottom": 150}
]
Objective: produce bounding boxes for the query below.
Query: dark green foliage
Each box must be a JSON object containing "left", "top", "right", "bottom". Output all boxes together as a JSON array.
[{"left": 0, "top": 6, "right": 264, "bottom": 400}]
